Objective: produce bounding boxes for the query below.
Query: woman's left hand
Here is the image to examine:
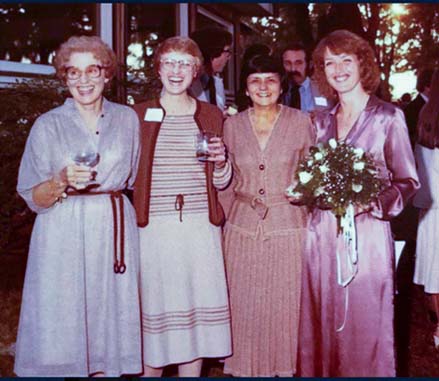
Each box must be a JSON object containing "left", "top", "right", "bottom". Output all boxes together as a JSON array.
[
  {"left": 207, "top": 136, "right": 227, "bottom": 167},
  {"left": 354, "top": 200, "right": 378, "bottom": 216}
]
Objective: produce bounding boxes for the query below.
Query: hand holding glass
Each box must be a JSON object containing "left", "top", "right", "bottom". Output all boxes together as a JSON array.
[
  {"left": 195, "top": 132, "right": 212, "bottom": 162},
  {"left": 72, "top": 151, "right": 100, "bottom": 189},
  {"left": 195, "top": 132, "right": 226, "bottom": 164}
]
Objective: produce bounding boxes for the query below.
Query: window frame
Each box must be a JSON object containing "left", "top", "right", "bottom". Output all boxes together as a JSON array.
[{"left": 0, "top": 3, "right": 109, "bottom": 82}]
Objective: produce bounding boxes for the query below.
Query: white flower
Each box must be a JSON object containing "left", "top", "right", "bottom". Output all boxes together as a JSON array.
[
  {"left": 352, "top": 184, "right": 363, "bottom": 193},
  {"left": 298, "top": 171, "right": 313, "bottom": 184},
  {"left": 285, "top": 185, "right": 302, "bottom": 198},
  {"left": 307, "top": 159, "right": 314, "bottom": 166},
  {"left": 353, "top": 147, "right": 364, "bottom": 158},
  {"left": 319, "top": 165, "right": 329, "bottom": 174},
  {"left": 314, "top": 187, "right": 325, "bottom": 196},
  {"left": 226, "top": 105, "right": 238, "bottom": 116},
  {"left": 314, "top": 152, "right": 323, "bottom": 161},
  {"left": 353, "top": 161, "right": 365, "bottom": 171},
  {"left": 328, "top": 138, "right": 337, "bottom": 149}
]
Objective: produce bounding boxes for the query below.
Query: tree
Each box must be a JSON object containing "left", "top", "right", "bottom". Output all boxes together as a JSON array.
[{"left": 396, "top": 4, "right": 439, "bottom": 73}]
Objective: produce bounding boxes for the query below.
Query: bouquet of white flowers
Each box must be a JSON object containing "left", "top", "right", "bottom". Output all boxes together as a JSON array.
[
  {"left": 286, "top": 138, "right": 386, "bottom": 221},
  {"left": 286, "top": 138, "right": 387, "bottom": 303}
]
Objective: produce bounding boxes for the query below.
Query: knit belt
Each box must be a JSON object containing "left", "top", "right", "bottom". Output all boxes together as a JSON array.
[
  {"left": 235, "top": 192, "right": 290, "bottom": 219},
  {"left": 66, "top": 190, "right": 126, "bottom": 274}
]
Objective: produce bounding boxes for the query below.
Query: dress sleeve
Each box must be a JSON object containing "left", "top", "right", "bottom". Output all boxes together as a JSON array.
[
  {"left": 218, "top": 117, "right": 237, "bottom": 217},
  {"left": 371, "top": 108, "right": 420, "bottom": 220},
  {"left": 127, "top": 108, "right": 141, "bottom": 190},
  {"left": 16, "top": 116, "right": 55, "bottom": 214},
  {"left": 213, "top": 160, "right": 232, "bottom": 190}
]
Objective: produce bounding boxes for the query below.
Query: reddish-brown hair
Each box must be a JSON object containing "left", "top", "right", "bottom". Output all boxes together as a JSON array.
[
  {"left": 312, "top": 29, "right": 380, "bottom": 99},
  {"left": 54, "top": 35, "right": 117, "bottom": 80},
  {"left": 153, "top": 36, "right": 203, "bottom": 76},
  {"left": 417, "top": 69, "right": 439, "bottom": 148}
]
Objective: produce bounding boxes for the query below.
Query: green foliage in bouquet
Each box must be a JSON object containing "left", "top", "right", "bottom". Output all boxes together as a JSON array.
[{"left": 286, "top": 138, "right": 387, "bottom": 217}]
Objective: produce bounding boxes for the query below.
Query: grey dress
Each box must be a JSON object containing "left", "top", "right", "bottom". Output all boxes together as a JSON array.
[{"left": 14, "top": 98, "right": 142, "bottom": 376}]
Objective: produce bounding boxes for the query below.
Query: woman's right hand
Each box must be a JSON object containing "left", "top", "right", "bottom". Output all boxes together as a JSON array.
[{"left": 61, "top": 164, "right": 93, "bottom": 189}]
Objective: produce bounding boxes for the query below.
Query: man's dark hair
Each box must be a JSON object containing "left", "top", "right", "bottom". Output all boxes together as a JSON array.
[
  {"left": 190, "top": 27, "right": 232, "bottom": 66},
  {"left": 280, "top": 41, "right": 309, "bottom": 64},
  {"left": 417, "top": 68, "right": 434, "bottom": 93}
]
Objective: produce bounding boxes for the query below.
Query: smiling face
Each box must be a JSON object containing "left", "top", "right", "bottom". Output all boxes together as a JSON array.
[
  {"left": 323, "top": 48, "right": 363, "bottom": 95},
  {"left": 159, "top": 51, "right": 197, "bottom": 96},
  {"left": 65, "top": 52, "right": 108, "bottom": 110},
  {"left": 246, "top": 72, "right": 281, "bottom": 108}
]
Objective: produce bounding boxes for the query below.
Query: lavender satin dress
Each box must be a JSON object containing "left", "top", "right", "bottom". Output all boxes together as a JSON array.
[{"left": 298, "top": 95, "right": 419, "bottom": 377}]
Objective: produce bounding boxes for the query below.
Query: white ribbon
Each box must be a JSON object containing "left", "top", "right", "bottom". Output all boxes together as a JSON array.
[{"left": 335, "top": 203, "right": 358, "bottom": 332}]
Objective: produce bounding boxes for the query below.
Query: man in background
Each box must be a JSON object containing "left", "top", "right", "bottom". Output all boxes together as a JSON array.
[
  {"left": 404, "top": 68, "right": 433, "bottom": 148},
  {"left": 280, "top": 41, "right": 329, "bottom": 113},
  {"left": 190, "top": 27, "right": 233, "bottom": 113}
]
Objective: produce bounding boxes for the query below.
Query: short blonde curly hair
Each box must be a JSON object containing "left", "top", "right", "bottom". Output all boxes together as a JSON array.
[
  {"left": 53, "top": 35, "right": 117, "bottom": 80},
  {"left": 312, "top": 29, "right": 380, "bottom": 99},
  {"left": 153, "top": 36, "right": 203, "bottom": 76}
]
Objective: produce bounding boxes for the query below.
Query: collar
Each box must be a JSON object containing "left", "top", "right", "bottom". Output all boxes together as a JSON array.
[
  {"left": 420, "top": 92, "right": 429, "bottom": 103},
  {"left": 147, "top": 95, "right": 203, "bottom": 120},
  {"left": 64, "top": 97, "right": 109, "bottom": 116},
  {"left": 200, "top": 73, "right": 211, "bottom": 90},
  {"left": 329, "top": 94, "right": 380, "bottom": 116},
  {"left": 301, "top": 76, "right": 311, "bottom": 90}
]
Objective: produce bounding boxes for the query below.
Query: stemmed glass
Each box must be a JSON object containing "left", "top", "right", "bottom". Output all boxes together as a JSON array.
[{"left": 72, "top": 150, "right": 100, "bottom": 189}]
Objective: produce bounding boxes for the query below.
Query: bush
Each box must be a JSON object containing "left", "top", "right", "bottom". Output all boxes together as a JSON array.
[{"left": 0, "top": 76, "right": 68, "bottom": 253}]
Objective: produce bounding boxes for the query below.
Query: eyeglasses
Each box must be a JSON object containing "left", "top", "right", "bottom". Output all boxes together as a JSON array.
[
  {"left": 65, "top": 64, "right": 106, "bottom": 81},
  {"left": 160, "top": 58, "right": 195, "bottom": 72},
  {"left": 222, "top": 48, "right": 233, "bottom": 56}
]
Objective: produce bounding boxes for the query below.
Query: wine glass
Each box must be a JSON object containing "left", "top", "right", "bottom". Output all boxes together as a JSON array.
[
  {"left": 72, "top": 151, "right": 100, "bottom": 189},
  {"left": 195, "top": 132, "right": 217, "bottom": 162}
]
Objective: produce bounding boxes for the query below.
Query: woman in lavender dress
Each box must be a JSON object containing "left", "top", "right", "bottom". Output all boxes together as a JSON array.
[
  {"left": 297, "top": 30, "right": 419, "bottom": 377},
  {"left": 14, "top": 36, "right": 141, "bottom": 377}
]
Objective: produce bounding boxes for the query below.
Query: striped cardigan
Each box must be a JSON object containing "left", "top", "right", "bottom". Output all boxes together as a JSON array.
[{"left": 133, "top": 97, "right": 226, "bottom": 227}]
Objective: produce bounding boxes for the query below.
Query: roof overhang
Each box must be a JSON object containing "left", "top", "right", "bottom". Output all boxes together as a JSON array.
[{"left": 228, "top": 3, "right": 274, "bottom": 17}]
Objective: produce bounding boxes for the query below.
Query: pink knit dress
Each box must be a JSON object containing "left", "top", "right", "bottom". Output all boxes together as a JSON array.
[{"left": 220, "top": 106, "right": 313, "bottom": 376}]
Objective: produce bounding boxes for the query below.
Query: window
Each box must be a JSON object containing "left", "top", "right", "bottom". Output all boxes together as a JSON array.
[
  {"left": 0, "top": 4, "right": 96, "bottom": 66},
  {"left": 125, "top": 3, "right": 176, "bottom": 103}
]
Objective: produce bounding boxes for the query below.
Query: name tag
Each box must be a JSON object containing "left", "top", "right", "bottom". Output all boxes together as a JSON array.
[
  {"left": 144, "top": 108, "right": 164, "bottom": 122},
  {"left": 315, "top": 96, "right": 328, "bottom": 107}
]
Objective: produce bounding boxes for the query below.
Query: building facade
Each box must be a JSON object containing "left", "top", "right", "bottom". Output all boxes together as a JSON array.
[{"left": 0, "top": 3, "right": 276, "bottom": 104}]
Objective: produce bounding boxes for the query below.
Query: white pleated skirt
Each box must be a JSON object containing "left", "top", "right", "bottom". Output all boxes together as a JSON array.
[
  {"left": 414, "top": 208, "right": 439, "bottom": 293},
  {"left": 138, "top": 212, "right": 232, "bottom": 368}
]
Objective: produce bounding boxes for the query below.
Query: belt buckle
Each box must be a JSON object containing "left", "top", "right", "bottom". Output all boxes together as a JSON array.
[{"left": 251, "top": 197, "right": 268, "bottom": 220}]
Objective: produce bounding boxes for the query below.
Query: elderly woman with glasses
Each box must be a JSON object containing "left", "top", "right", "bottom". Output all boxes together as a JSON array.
[
  {"left": 15, "top": 35, "right": 142, "bottom": 377},
  {"left": 132, "top": 36, "right": 232, "bottom": 377}
]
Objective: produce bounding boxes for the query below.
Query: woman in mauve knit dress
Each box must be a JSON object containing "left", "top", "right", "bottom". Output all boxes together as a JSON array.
[{"left": 220, "top": 55, "right": 314, "bottom": 376}]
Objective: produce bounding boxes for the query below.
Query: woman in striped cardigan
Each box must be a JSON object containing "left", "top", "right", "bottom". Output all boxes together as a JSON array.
[{"left": 132, "top": 36, "right": 232, "bottom": 377}]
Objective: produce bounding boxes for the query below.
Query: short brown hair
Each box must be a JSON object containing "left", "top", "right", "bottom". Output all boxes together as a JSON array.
[
  {"left": 54, "top": 35, "right": 117, "bottom": 80},
  {"left": 312, "top": 29, "right": 380, "bottom": 99},
  {"left": 153, "top": 36, "right": 203, "bottom": 76}
]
